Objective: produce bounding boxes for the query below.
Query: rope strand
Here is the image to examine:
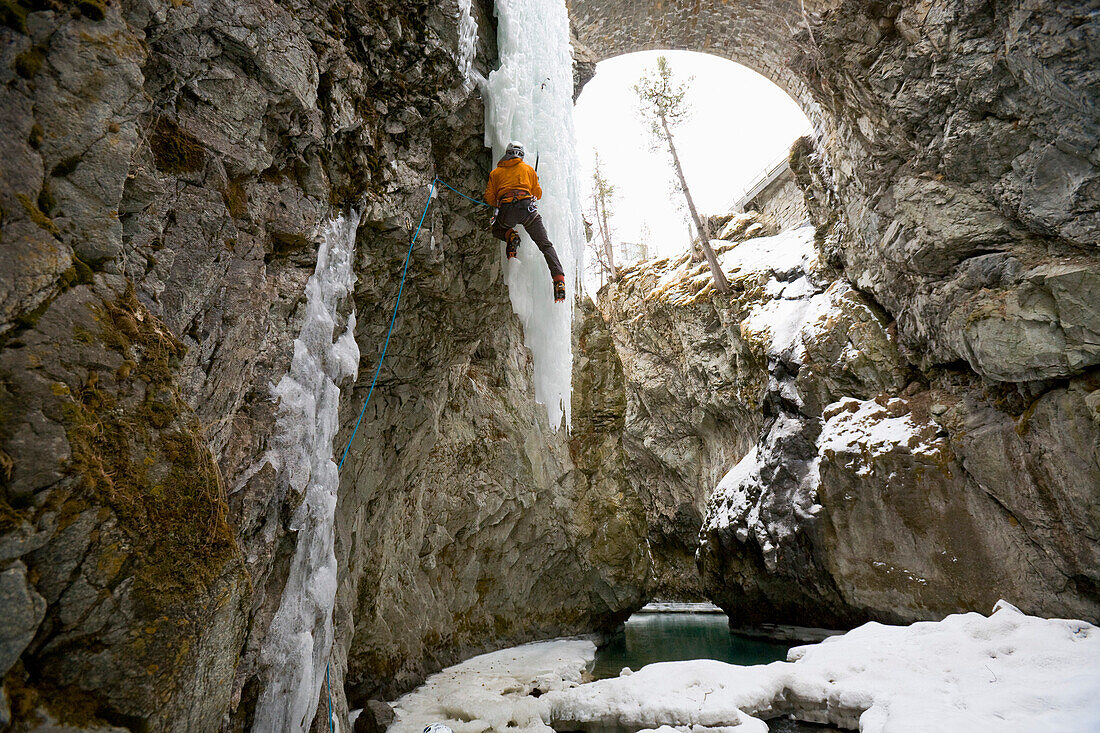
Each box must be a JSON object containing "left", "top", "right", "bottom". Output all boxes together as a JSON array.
[{"left": 327, "top": 175, "right": 483, "bottom": 730}]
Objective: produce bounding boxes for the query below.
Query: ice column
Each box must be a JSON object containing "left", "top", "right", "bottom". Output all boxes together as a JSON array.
[
  {"left": 456, "top": 0, "right": 478, "bottom": 88},
  {"left": 252, "top": 213, "right": 361, "bottom": 733},
  {"left": 484, "top": 0, "right": 585, "bottom": 428}
]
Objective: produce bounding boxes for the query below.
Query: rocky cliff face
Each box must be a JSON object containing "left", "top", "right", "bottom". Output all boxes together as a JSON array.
[
  {"left": 792, "top": 0, "right": 1099, "bottom": 384},
  {"left": 596, "top": 240, "right": 768, "bottom": 599},
  {"left": 601, "top": 0, "right": 1099, "bottom": 629},
  {"left": 0, "top": 0, "right": 649, "bottom": 729}
]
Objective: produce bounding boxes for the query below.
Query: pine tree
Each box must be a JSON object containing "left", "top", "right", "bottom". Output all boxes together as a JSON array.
[
  {"left": 634, "top": 56, "right": 730, "bottom": 294},
  {"left": 591, "top": 152, "right": 618, "bottom": 281}
]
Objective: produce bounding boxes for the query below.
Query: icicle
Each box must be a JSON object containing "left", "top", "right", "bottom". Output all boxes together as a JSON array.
[
  {"left": 484, "top": 0, "right": 585, "bottom": 428},
  {"left": 456, "top": 0, "right": 478, "bottom": 89},
  {"left": 252, "top": 213, "right": 361, "bottom": 733}
]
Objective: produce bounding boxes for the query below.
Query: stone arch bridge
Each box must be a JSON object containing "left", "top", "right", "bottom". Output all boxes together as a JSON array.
[{"left": 569, "top": 0, "right": 837, "bottom": 129}]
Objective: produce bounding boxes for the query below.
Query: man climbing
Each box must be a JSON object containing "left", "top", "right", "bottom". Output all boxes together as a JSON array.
[{"left": 485, "top": 140, "right": 567, "bottom": 303}]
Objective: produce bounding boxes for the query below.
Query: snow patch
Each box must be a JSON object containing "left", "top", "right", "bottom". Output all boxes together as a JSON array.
[
  {"left": 818, "top": 397, "right": 942, "bottom": 465},
  {"left": 388, "top": 639, "right": 596, "bottom": 733},
  {"left": 718, "top": 225, "right": 817, "bottom": 281}
]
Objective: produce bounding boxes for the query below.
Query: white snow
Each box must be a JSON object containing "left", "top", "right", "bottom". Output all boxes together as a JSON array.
[
  {"left": 388, "top": 639, "right": 596, "bottom": 733},
  {"left": 253, "top": 213, "right": 361, "bottom": 733},
  {"left": 717, "top": 225, "right": 817, "bottom": 281},
  {"left": 706, "top": 447, "right": 761, "bottom": 539},
  {"left": 380, "top": 606, "right": 1100, "bottom": 733},
  {"left": 483, "top": 0, "right": 586, "bottom": 428},
  {"left": 817, "top": 397, "right": 942, "bottom": 470},
  {"left": 546, "top": 603, "right": 1100, "bottom": 733}
]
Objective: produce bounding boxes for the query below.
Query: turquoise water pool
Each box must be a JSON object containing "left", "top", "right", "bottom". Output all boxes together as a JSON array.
[{"left": 590, "top": 609, "right": 792, "bottom": 680}]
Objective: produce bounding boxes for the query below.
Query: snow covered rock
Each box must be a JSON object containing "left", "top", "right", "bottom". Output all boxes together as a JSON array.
[{"left": 547, "top": 603, "right": 1100, "bottom": 733}]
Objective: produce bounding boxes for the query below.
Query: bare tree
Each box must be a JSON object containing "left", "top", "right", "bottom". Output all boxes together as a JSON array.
[
  {"left": 634, "top": 56, "right": 730, "bottom": 293},
  {"left": 591, "top": 152, "right": 618, "bottom": 280}
]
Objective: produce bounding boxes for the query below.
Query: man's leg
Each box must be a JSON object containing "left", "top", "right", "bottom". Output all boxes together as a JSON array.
[
  {"left": 492, "top": 204, "right": 522, "bottom": 258},
  {"left": 521, "top": 208, "right": 566, "bottom": 302},
  {"left": 520, "top": 210, "right": 564, "bottom": 280}
]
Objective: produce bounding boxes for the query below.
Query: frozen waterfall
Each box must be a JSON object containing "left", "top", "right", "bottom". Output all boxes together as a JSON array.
[
  {"left": 484, "top": 0, "right": 585, "bottom": 429},
  {"left": 252, "top": 213, "right": 361, "bottom": 733}
]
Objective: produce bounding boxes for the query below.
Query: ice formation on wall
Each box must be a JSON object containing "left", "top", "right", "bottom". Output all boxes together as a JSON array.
[
  {"left": 252, "top": 213, "right": 362, "bottom": 732},
  {"left": 484, "top": 0, "right": 586, "bottom": 428},
  {"left": 456, "top": 0, "right": 478, "bottom": 88}
]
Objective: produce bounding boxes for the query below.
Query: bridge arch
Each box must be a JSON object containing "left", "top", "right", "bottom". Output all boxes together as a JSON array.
[{"left": 569, "top": 0, "right": 834, "bottom": 132}]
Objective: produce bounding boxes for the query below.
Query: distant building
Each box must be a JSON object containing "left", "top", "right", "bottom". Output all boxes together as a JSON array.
[{"left": 730, "top": 154, "right": 809, "bottom": 233}]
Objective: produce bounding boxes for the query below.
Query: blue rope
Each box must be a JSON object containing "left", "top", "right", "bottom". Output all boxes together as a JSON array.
[
  {"left": 337, "top": 179, "right": 436, "bottom": 472},
  {"left": 434, "top": 176, "right": 491, "bottom": 207},
  {"left": 327, "top": 176, "right": 481, "bottom": 727},
  {"left": 326, "top": 664, "right": 334, "bottom": 733}
]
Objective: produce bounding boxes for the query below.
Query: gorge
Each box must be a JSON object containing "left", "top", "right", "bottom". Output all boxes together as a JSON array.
[{"left": 0, "top": 0, "right": 1096, "bottom": 731}]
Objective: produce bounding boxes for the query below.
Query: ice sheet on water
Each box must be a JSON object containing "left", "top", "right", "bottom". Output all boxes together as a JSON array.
[
  {"left": 484, "top": 0, "right": 585, "bottom": 428},
  {"left": 253, "top": 213, "right": 361, "bottom": 733}
]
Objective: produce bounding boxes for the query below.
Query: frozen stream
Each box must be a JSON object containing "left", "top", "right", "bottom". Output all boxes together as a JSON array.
[
  {"left": 590, "top": 609, "right": 790, "bottom": 681},
  {"left": 384, "top": 602, "right": 1099, "bottom": 733}
]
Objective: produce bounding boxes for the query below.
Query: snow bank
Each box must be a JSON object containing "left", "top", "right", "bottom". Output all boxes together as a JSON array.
[
  {"left": 483, "top": 0, "right": 585, "bottom": 428},
  {"left": 717, "top": 225, "right": 816, "bottom": 281},
  {"left": 546, "top": 603, "right": 1100, "bottom": 733},
  {"left": 253, "top": 213, "right": 361, "bottom": 732},
  {"left": 389, "top": 639, "right": 596, "bottom": 733}
]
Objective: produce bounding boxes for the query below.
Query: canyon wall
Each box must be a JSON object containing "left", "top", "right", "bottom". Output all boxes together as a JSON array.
[
  {"left": 1, "top": 0, "right": 1096, "bottom": 729},
  {"left": 0, "top": 0, "right": 649, "bottom": 729},
  {"left": 598, "top": 0, "right": 1098, "bottom": 627}
]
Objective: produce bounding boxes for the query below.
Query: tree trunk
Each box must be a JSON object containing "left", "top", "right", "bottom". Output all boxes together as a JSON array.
[
  {"left": 660, "top": 114, "right": 730, "bottom": 294},
  {"left": 598, "top": 200, "right": 617, "bottom": 278}
]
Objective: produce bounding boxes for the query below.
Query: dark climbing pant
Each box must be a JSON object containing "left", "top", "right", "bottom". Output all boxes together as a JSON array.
[{"left": 491, "top": 199, "right": 564, "bottom": 280}]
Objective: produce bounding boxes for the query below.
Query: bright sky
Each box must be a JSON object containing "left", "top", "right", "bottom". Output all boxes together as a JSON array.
[{"left": 574, "top": 50, "right": 812, "bottom": 272}]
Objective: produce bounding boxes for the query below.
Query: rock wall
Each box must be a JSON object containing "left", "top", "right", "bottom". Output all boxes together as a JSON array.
[
  {"left": 598, "top": 0, "right": 1100, "bottom": 629},
  {"left": 0, "top": 0, "right": 649, "bottom": 730},
  {"left": 790, "top": 0, "right": 1099, "bottom": 383},
  {"left": 596, "top": 233, "right": 773, "bottom": 599}
]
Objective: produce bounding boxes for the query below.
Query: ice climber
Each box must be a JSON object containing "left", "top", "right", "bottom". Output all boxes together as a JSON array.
[{"left": 485, "top": 140, "right": 567, "bottom": 303}]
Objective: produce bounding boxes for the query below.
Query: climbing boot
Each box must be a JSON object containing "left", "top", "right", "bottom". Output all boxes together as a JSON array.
[
  {"left": 505, "top": 229, "right": 520, "bottom": 259},
  {"left": 553, "top": 275, "right": 566, "bottom": 303}
]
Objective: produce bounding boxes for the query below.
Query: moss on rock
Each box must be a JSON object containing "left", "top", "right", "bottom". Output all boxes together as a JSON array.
[
  {"left": 62, "top": 286, "right": 237, "bottom": 607},
  {"left": 17, "top": 193, "right": 60, "bottom": 236},
  {"left": 13, "top": 45, "right": 44, "bottom": 78},
  {"left": 150, "top": 117, "right": 206, "bottom": 175}
]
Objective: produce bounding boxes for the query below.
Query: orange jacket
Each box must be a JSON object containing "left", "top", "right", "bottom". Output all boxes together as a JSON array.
[{"left": 484, "top": 157, "right": 542, "bottom": 207}]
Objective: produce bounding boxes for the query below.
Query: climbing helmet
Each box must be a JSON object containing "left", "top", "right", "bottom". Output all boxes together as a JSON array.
[{"left": 505, "top": 140, "right": 525, "bottom": 159}]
